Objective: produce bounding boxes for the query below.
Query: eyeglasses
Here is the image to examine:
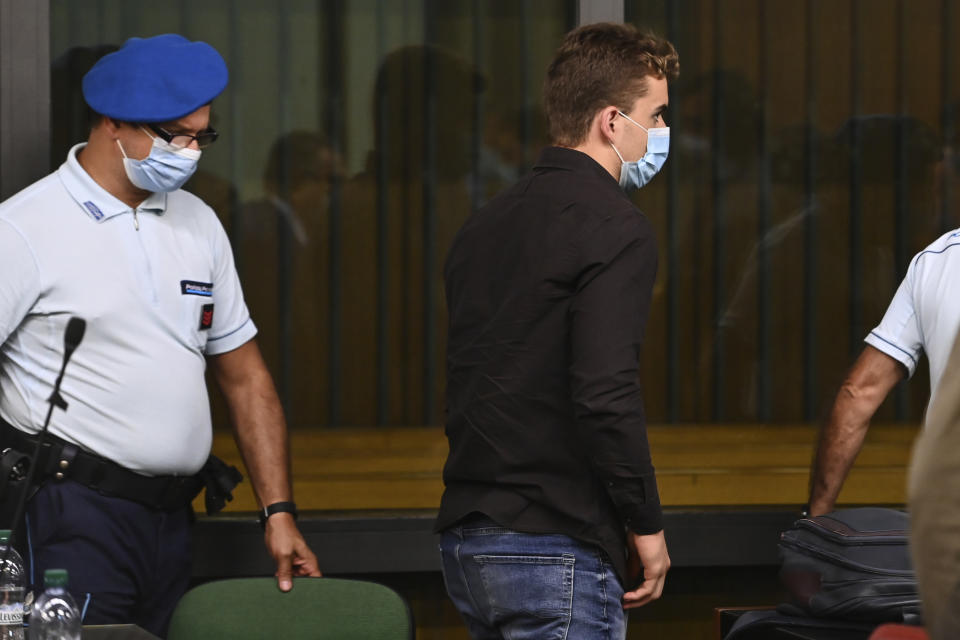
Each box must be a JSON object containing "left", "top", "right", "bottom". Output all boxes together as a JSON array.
[{"left": 147, "top": 124, "right": 220, "bottom": 149}]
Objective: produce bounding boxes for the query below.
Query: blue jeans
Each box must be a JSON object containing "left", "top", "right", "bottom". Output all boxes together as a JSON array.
[{"left": 439, "top": 515, "right": 627, "bottom": 640}]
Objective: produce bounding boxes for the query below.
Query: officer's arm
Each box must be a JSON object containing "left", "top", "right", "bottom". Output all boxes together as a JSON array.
[
  {"left": 808, "top": 345, "right": 905, "bottom": 516},
  {"left": 209, "top": 339, "right": 322, "bottom": 587}
]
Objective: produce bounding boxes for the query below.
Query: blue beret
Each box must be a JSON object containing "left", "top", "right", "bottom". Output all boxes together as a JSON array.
[{"left": 82, "top": 34, "right": 228, "bottom": 123}]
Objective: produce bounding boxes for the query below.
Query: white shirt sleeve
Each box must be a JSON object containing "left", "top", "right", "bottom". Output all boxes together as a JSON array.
[
  {"left": 0, "top": 220, "right": 41, "bottom": 346},
  {"left": 864, "top": 263, "right": 922, "bottom": 377},
  {"left": 204, "top": 217, "right": 258, "bottom": 355}
]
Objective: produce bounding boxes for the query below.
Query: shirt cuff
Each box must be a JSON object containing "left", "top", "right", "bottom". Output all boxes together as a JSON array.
[
  {"left": 605, "top": 472, "right": 663, "bottom": 534},
  {"left": 864, "top": 331, "right": 918, "bottom": 377},
  {"left": 205, "top": 317, "right": 258, "bottom": 355}
]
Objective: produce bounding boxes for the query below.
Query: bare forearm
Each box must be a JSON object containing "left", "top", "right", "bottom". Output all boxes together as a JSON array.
[
  {"left": 808, "top": 390, "right": 874, "bottom": 515},
  {"left": 212, "top": 341, "right": 293, "bottom": 507},
  {"left": 210, "top": 341, "right": 320, "bottom": 585},
  {"left": 808, "top": 346, "right": 905, "bottom": 516},
  {"left": 227, "top": 375, "right": 292, "bottom": 507}
]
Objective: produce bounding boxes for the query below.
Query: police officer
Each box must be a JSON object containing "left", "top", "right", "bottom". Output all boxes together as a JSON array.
[{"left": 0, "top": 34, "right": 320, "bottom": 636}]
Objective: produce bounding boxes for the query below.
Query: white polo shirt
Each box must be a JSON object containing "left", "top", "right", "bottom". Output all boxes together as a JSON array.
[
  {"left": 865, "top": 228, "right": 960, "bottom": 402},
  {"left": 0, "top": 144, "right": 257, "bottom": 476}
]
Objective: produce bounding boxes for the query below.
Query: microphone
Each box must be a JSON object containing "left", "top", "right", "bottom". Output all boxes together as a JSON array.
[
  {"left": 4, "top": 317, "right": 86, "bottom": 554},
  {"left": 50, "top": 318, "right": 86, "bottom": 411},
  {"left": 63, "top": 317, "right": 86, "bottom": 361}
]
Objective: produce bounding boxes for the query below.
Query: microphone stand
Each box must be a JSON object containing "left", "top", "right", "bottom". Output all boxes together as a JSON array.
[{"left": 1, "top": 318, "right": 86, "bottom": 579}]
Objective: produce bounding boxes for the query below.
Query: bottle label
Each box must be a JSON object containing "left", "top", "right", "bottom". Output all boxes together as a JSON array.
[{"left": 0, "top": 604, "right": 22, "bottom": 624}]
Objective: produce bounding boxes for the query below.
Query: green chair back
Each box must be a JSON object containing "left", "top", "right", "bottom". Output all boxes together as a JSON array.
[{"left": 167, "top": 577, "right": 414, "bottom": 640}]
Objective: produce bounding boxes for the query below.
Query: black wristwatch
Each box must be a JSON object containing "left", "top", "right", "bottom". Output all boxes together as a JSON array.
[{"left": 258, "top": 501, "right": 298, "bottom": 529}]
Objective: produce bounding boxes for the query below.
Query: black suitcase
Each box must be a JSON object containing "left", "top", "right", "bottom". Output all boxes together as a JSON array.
[{"left": 777, "top": 507, "right": 921, "bottom": 624}]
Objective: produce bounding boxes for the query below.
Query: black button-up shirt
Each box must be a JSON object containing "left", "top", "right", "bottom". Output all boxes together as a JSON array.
[{"left": 436, "top": 146, "right": 662, "bottom": 585}]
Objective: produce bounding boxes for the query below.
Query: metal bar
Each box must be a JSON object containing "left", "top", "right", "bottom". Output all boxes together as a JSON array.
[
  {"left": 803, "top": 0, "right": 819, "bottom": 421},
  {"left": 422, "top": 0, "right": 439, "bottom": 424},
  {"left": 0, "top": 0, "right": 50, "bottom": 200},
  {"left": 756, "top": 0, "right": 771, "bottom": 422},
  {"left": 375, "top": 0, "right": 390, "bottom": 425},
  {"left": 711, "top": 0, "right": 726, "bottom": 421},
  {"left": 324, "top": 0, "right": 345, "bottom": 426},
  {"left": 848, "top": 0, "right": 863, "bottom": 360},
  {"left": 520, "top": 0, "right": 531, "bottom": 170},
  {"left": 400, "top": 0, "right": 412, "bottom": 423},
  {"left": 893, "top": 0, "right": 908, "bottom": 420},
  {"left": 277, "top": 0, "right": 294, "bottom": 417},
  {"left": 665, "top": 0, "right": 680, "bottom": 422},
  {"left": 940, "top": 0, "right": 954, "bottom": 235},
  {"left": 470, "top": 0, "right": 485, "bottom": 211},
  {"left": 577, "top": 0, "right": 624, "bottom": 25},
  {"left": 227, "top": 2, "right": 244, "bottom": 261}
]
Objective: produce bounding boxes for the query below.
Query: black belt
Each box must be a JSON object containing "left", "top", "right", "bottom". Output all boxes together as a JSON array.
[{"left": 0, "top": 419, "right": 241, "bottom": 513}]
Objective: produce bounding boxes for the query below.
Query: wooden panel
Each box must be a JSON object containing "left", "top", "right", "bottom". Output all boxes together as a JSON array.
[{"left": 197, "top": 423, "right": 917, "bottom": 513}]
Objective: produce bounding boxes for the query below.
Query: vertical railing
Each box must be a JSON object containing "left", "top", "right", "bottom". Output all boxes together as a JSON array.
[
  {"left": 711, "top": 0, "right": 727, "bottom": 421},
  {"left": 665, "top": 0, "right": 680, "bottom": 422},
  {"left": 469, "top": 0, "right": 486, "bottom": 212},
  {"left": 941, "top": 0, "right": 955, "bottom": 235},
  {"left": 277, "top": 1, "right": 294, "bottom": 415},
  {"left": 942, "top": 0, "right": 955, "bottom": 235},
  {"left": 421, "top": 0, "right": 439, "bottom": 425},
  {"left": 755, "top": 0, "right": 771, "bottom": 421},
  {"left": 847, "top": 0, "right": 863, "bottom": 361},
  {"left": 375, "top": 0, "right": 391, "bottom": 426},
  {"left": 802, "top": 0, "right": 819, "bottom": 421},
  {"left": 893, "top": 0, "right": 908, "bottom": 419},
  {"left": 323, "top": 0, "right": 345, "bottom": 426},
  {"left": 226, "top": 3, "right": 244, "bottom": 263},
  {"left": 519, "top": 0, "right": 532, "bottom": 169}
]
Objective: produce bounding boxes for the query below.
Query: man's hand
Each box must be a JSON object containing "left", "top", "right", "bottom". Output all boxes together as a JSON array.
[
  {"left": 265, "top": 512, "right": 322, "bottom": 591},
  {"left": 622, "top": 529, "right": 670, "bottom": 609}
]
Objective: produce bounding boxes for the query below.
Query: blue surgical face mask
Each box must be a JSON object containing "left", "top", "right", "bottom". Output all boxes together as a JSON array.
[
  {"left": 609, "top": 111, "right": 670, "bottom": 191},
  {"left": 117, "top": 128, "right": 201, "bottom": 193}
]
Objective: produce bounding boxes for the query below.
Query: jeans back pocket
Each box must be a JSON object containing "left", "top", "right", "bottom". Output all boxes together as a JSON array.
[{"left": 474, "top": 553, "right": 575, "bottom": 640}]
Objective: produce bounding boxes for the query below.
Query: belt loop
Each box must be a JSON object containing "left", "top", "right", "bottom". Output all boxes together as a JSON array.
[{"left": 54, "top": 443, "right": 79, "bottom": 482}]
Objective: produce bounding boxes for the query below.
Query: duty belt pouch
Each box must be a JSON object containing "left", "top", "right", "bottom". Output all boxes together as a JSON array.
[
  {"left": 0, "top": 447, "right": 32, "bottom": 527},
  {"left": 778, "top": 507, "right": 922, "bottom": 625},
  {"left": 198, "top": 455, "right": 243, "bottom": 515}
]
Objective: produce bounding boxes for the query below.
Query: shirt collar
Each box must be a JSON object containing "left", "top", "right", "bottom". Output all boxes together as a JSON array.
[
  {"left": 533, "top": 146, "right": 622, "bottom": 190},
  {"left": 58, "top": 143, "right": 167, "bottom": 223}
]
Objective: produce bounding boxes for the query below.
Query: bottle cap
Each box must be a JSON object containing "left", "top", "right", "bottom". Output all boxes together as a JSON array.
[
  {"left": 43, "top": 569, "right": 69, "bottom": 588},
  {"left": 0, "top": 530, "right": 10, "bottom": 544}
]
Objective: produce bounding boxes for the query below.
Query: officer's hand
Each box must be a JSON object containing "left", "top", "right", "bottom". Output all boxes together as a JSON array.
[
  {"left": 622, "top": 529, "right": 670, "bottom": 609},
  {"left": 264, "top": 512, "right": 322, "bottom": 591}
]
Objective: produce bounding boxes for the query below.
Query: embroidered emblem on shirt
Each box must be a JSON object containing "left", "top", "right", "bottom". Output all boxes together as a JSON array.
[
  {"left": 199, "top": 303, "right": 214, "bottom": 331},
  {"left": 180, "top": 280, "right": 214, "bottom": 297},
  {"left": 82, "top": 201, "right": 104, "bottom": 221}
]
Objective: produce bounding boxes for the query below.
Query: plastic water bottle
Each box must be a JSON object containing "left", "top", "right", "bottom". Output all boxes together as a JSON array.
[
  {"left": 0, "top": 530, "right": 25, "bottom": 640},
  {"left": 28, "top": 570, "right": 79, "bottom": 640}
]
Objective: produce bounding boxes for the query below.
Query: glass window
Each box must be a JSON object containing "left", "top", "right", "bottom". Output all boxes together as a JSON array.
[
  {"left": 628, "top": 0, "right": 957, "bottom": 423},
  {"left": 50, "top": 0, "right": 576, "bottom": 428}
]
